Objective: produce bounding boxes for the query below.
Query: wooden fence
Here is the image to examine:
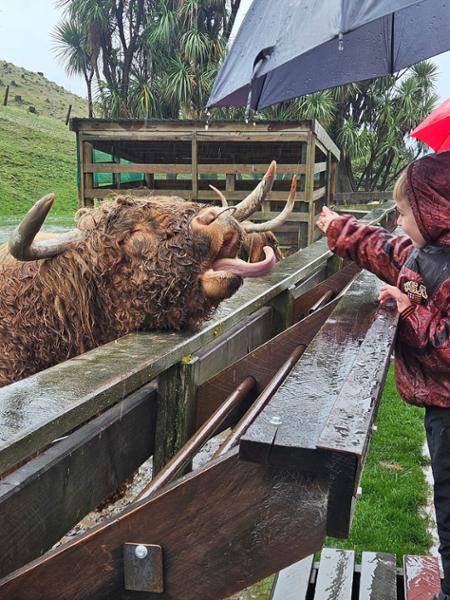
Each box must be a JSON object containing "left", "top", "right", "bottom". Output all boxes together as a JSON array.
[
  {"left": 0, "top": 204, "right": 399, "bottom": 599},
  {"left": 70, "top": 119, "right": 340, "bottom": 249}
]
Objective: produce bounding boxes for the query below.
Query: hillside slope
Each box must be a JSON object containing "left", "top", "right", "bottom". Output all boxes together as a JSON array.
[
  {"left": 0, "top": 61, "right": 87, "bottom": 218},
  {"left": 0, "top": 60, "right": 88, "bottom": 121}
]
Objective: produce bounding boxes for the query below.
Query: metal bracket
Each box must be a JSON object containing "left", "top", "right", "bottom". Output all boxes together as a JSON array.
[{"left": 123, "top": 543, "right": 164, "bottom": 593}]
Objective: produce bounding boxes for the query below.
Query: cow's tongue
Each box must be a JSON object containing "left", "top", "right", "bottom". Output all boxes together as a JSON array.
[{"left": 211, "top": 246, "right": 276, "bottom": 278}]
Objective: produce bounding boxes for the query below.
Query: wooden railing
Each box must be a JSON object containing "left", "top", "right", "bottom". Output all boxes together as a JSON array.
[{"left": 0, "top": 203, "right": 397, "bottom": 599}]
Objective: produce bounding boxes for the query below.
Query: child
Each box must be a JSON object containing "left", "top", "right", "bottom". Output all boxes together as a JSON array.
[{"left": 317, "top": 151, "right": 450, "bottom": 600}]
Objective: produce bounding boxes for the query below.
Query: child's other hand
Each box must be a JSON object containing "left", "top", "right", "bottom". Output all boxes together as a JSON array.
[
  {"left": 316, "top": 206, "right": 340, "bottom": 233},
  {"left": 379, "top": 284, "right": 412, "bottom": 313}
]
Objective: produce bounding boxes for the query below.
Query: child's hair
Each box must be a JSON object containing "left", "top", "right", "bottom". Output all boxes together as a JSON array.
[{"left": 393, "top": 169, "right": 408, "bottom": 203}]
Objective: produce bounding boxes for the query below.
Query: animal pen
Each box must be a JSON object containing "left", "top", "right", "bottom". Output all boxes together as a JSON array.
[{"left": 70, "top": 118, "right": 340, "bottom": 248}]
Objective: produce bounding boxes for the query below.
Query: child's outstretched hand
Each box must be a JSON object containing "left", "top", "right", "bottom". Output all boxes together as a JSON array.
[
  {"left": 379, "top": 284, "right": 412, "bottom": 313},
  {"left": 316, "top": 206, "right": 340, "bottom": 233}
]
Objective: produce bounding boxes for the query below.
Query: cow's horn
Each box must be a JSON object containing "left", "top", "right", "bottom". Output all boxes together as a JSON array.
[
  {"left": 8, "top": 193, "right": 84, "bottom": 261},
  {"left": 209, "top": 184, "right": 228, "bottom": 207},
  {"left": 233, "top": 160, "right": 276, "bottom": 222},
  {"left": 243, "top": 175, "right": 297, "bottom": 233}
]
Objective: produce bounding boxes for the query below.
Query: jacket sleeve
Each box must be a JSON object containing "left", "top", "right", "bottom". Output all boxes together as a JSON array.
[
  {"left": 399, "top": 280, "right": 450, "bottom": 353},
  {"left": 326, "top": 215, "right": 413, "bottom": 285}
]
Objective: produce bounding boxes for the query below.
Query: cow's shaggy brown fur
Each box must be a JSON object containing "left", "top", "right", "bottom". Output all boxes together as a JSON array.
[{"left": 0, "top": 196, "right": 244, "bottom": 387}]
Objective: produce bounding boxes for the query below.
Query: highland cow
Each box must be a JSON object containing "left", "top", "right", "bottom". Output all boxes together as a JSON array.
[{"left": 0, "top": 162, "right": 295, "bottom": 387}]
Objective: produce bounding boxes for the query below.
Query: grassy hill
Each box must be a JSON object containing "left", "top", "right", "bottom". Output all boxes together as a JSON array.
[
  {"left": 0, "top": 60, "right": 88, "bottom": 121},
  {"left": 0, "top": 60, "right": 88, "bottom": 218}
]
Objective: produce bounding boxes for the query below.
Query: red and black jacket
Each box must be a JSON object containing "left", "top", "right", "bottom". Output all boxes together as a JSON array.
[{"left": 326, "top": 216, "right": 450, "bottom": 407}]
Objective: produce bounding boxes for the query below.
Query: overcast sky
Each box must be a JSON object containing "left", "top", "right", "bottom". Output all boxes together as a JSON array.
[{"left": 0, "top": 0, "right": 449, "bottom": 103}]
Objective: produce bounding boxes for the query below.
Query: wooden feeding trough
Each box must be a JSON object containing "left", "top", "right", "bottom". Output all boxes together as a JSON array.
[
  {"left": 70, "top": 119, "right": 340, "bottom": 250},
  {"left": 0, "top": 204, "right": 426, "bottom": 600}
]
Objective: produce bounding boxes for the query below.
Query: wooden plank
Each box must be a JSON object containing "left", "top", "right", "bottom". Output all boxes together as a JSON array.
[
  {"left": 305, "top": 132, "right": 316, "bottom": 245},
  {"left": 315, "top": 162, "right": 327, "bottom": 174},
  {"left": 269, "top": 554, "right": 314, "bottom": 600},
  {"left": 0, "top": 450, "right": 329, "bottom": 600},
  {"left": 292, "top": 262, "right": 360, "bottom": 322},
  {"left": 80, "top": 131, "right": 310, "bottom": 143},
  {"left": 313, "top": 186, "right": 326, "bottom": 201},
  {"left": 195, "top": 306, "right": 273, "bottom": 385},
  {"left": 240, "top": 270, "right": 398, "bottom": 537},
  {"left": 313, "top": 548, "right": 354, "bottom": 599},
  {"left": 359, "top": 552, "right": 397, "bottom": 600},
  {"left": 403, "top": 555, "right": 441, "bottom": 600},
  {"left": 83, "top": 188, "right": 308, "bottom": 202},
  {"left": 70, "top": 118, "right": 314, "bottom": 134},
  {"left": 313, "top": 121, "right": 340, "bottom": 161},
  {"left": 199, "top": 190, "right": 306, "bottom": 202},
  {"left": 240, "top": 271, "right": 394, "bottom": 461},
  {"left": 241, "top": 212, "right": 310, "bottom": 223},
  {"left": 191, "top": 134, "right": 198, "bottom": 200},
  {"left": 317, "top": 300, "right": 398, "bottom": 461},
  {"left": 0, "top": 237, "right": 334, "bottom": 477},
  {"left": 196, "top": 299, "right": 339, "bottom": 429},
  {"left": 0, "top": 383, "right": 156, "bottom": 578},
  {"left": 85, "top": 162, "right": 193, "bottom": 174}
]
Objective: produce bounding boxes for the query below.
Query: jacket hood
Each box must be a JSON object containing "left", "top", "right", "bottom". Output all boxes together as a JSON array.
[{"left": 405, "top": 151, "right": 450, "bottom": 246}]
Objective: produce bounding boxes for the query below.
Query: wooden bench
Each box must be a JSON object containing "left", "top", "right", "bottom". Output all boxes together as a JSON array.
[{"left": 270, "top": 549, "right": 442, "bottom": 600}]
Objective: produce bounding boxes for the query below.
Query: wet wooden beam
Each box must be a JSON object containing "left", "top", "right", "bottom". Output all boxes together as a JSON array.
[
  {"left": 240, "top": 270, "right": 398, "bottom": 537},
  {"left": 0, "top": 384, "right": 156, "bottom": 579},
  {"left": 0, "top": 239, "right": 333, "bottom": 477},
  {"left": 359, "top": 552, "right": 397, "bottom": 600},
  {"left": 0, "top": 450, "right": 329, "bottom": 600},
  {"left": 195, "top": 257, "right": 359, "bottom": 429},
  {"left": 403, "top": 555, "right": 441, "bottom": 600}
]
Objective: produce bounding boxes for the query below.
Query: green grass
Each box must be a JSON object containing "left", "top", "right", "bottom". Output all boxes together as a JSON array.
[
  {"left": 0, "top": 60, "right": 87, "bottom": 121},
  {"left": 0, "top": 59, "right": 88, "bottom": 218},
  {"left": 0, "top": 104, "right": 79, "bottom": 216}
]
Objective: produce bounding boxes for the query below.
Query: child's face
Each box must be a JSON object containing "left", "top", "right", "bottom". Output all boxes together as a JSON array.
[{"left": 395, "top": 196, "right": 426, "bottom": 248}]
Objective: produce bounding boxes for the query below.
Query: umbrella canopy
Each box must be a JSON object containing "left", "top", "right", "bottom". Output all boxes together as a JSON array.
[
  {"left": 208, "top": 0, "right": 450, "bottom": 110},
  {"left": 410, "top": 97, "right": 450, "bottom": 151}
]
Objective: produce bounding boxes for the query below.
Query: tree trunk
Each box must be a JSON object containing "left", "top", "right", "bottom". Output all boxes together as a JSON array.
[{"left": 335, "top": 154, "right": 356, "bottom": 193}]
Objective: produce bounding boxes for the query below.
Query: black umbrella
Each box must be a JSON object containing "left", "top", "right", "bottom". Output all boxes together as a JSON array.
[{"left": 208, "top": 0, "right": 450, "bottom": 111}]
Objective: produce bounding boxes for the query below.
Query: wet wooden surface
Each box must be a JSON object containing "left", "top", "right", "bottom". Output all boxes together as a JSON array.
[
  {"left": 239, "top": 269, "right": 398, "bottom": 537},
  {"left": 314, "top": 548, "right": 355, "bottom": 599},
  {"left": 240, "top": 270, "right": 397, "bottom": 460},
  {"left": 0, "top": 384, "right": 156, "bottom": 578},
  {"left": 0, "top": 237, "right": 332, "bottom": 477},
  {"left": 196, "top": 262, "right": 360, "bottom": 429},
  {"left": 0, "top": 204, "right": 393, "bottom": 477},
  {"left": 269, "top": 549, "right": 399, "bottom": 599},
  {"left": 0, "top": 450, "right": 329, "bottom": 600},
  {"left": 403, "top": 555, "right": 441, "bottom": 600},
  {"left": 269, "top": 554, "right": 314, "bottom": 600},
  {"left": 359, "top": 552, "right": 397, "bottom": 600}
]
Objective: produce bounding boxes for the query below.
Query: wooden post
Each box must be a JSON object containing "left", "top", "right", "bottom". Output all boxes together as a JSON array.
[
  {"left": 112, "top": 150, "right": 121, "bottom": 190},
  {"left": 191, "top": 133, "right": 198, "bottom": 202},
  {"left": 65, "top": 104, "right": 72, "bottom": 126},
  {"left": 305, "top": 132, "right": 316, "bottom": 246},
  {"left": 3, "top": 85, "right": 9, "bottom": 106},
  {"left": 80, "top": 140, "right": 94, "bottom": 207},
  {"left": 153, "top": 357, "right": 200, "bottom": 474}
]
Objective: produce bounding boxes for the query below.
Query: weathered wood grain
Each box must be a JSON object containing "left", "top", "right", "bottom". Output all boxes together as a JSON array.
[
  {"left": 269, "top": 554, "right": 314, "bottom": 600},
  {"left": 0, "top": 239, "right": 332, "bottom": 477},
  {"left": 0, "top": 450, "right": 329, "bottom": 600},
  {"left": 359, "top": 552, "right": 397, "bottom": 600},
  {"left": 0, "top": 383, "right": 156, "bottom": 578},
  {"left": 313, "top": 548, "right": 355, "bottom": 600},
  {"left": 403, "top": 555, "right": 441, "bottom": 600}
]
